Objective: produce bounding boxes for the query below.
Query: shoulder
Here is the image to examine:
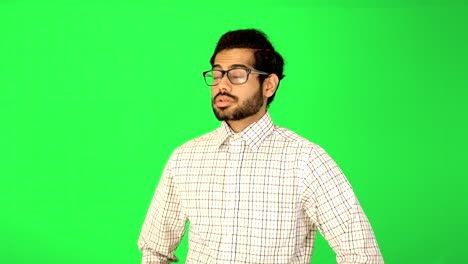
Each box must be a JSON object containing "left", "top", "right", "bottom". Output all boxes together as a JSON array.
[
  {"left": 271, "top": 125, "right": 333, "bottom": 162},
  {"left": 172, "top": 128, "right": 220, "bottom": 155},
  {"left": 272, "top": 126, "right": 320, "bottom": 149},
  {"left": 273, "top": 127, "right": 348, "bottom": 188}
]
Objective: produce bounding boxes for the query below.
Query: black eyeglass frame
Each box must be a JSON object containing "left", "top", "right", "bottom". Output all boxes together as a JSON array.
[{"left": 202, "top": 68, "right": 269, "bottom": 86}]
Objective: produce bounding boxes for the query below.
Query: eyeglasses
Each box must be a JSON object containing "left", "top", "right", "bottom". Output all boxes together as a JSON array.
[{"left": 202, "top": 68, "right": 269, "bottom": 86}]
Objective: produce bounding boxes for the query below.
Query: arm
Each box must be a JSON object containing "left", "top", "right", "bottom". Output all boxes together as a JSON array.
[
  {"left": 138, "top": 154, "right": 187, "bottom": 264},
  {"left": 302, "top": 147, "right": 384, "bottom": 264}
]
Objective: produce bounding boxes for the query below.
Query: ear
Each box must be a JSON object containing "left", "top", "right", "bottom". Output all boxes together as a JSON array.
[{"left": 262, "top": 73, "right": 279, "bottom": 99}]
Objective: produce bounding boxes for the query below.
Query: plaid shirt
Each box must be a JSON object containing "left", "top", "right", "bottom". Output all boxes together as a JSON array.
[{"left": 138, "top": 113, "right": 383, "bottom": 263}]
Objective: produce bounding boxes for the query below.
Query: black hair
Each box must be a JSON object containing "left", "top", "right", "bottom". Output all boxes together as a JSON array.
[{"left": 210, "top": 29, "right": 285, "bottom": 106}]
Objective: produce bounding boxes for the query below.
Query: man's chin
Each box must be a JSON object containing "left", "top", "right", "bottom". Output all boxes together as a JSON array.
[{"left": 213, "top": 109, "right": 231, "bottom": 121}]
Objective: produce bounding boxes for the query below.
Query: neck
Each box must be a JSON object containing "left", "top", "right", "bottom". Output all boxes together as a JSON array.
[{"left": 227, "top": 109, "right": 267, "bottom": 133}]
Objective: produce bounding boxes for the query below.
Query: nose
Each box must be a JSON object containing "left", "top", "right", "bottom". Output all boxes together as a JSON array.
[{"left": 215, "top": 73, "right": 232, "bottom": 93}]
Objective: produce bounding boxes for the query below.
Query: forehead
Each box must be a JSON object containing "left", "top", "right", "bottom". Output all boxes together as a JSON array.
[{"left": 213, "top": 48, "right": 255, "bottom": 68}]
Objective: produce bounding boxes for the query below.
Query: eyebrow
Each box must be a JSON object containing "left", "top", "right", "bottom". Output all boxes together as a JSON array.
[{"left": 212, "top": 64, "right": 249, "bottom": 69}]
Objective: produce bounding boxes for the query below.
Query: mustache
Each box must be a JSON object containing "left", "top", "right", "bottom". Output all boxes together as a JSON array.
[{"left": 213, "top": 91, "right": 238, "bottom": 101}]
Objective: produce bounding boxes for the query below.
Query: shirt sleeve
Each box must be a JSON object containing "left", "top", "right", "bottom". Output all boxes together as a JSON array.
[
  {"left": 302, "top": 146, "right": 384, "bottom": 264},
  {"left": 138, "top": 153, "right": 187, "bottom": 264}
]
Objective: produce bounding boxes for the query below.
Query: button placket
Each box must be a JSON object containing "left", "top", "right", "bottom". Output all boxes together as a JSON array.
[{"left": 221, "top": 135, "right": 245, "bottom": 262}]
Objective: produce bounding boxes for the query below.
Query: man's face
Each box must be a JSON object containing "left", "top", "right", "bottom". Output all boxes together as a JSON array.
[{"left": 211, "top": 48, "right": 265, "bottom": 121}]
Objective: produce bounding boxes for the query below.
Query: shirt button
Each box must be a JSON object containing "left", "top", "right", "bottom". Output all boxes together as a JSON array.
[{"left": 233, "top": 134, "right": 241, "bottom": 139}]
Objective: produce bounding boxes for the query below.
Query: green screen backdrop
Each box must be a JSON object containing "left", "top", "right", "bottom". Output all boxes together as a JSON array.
[{"left": 1, "top": 0, "right": 467, "bottom": 263}]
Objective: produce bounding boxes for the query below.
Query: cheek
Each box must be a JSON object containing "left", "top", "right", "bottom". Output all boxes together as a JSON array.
[{"left": 211, "top": 87, "right": 218, "bottom": 97}]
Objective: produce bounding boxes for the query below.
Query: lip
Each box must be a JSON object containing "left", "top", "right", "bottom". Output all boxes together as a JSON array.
[{"left": 214, "top": 95, "right": 234, "bottom": 108}]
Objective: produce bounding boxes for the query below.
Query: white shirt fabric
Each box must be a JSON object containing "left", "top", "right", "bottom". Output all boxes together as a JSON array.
[{"left": 138, "top": 112, "right": 383, "bottom": 263}]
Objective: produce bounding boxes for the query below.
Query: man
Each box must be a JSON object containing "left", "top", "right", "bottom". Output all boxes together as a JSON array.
[{"left": 138, "top": 29, "right": 383, "bottom": 263}]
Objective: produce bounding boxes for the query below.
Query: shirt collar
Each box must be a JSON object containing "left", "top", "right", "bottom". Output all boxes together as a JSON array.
[{"left": 215, "top": 112, "right": 275, "bottom": 152}]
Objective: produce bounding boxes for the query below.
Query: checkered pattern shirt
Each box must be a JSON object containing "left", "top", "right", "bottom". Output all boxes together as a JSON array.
[{"left": 138, "top": 112, "right": 383, "bottom": 263}]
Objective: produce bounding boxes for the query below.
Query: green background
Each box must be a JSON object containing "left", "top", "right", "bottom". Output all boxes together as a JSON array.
[{"left": 1, "top": 0, "right": 467, "bottom": 263}]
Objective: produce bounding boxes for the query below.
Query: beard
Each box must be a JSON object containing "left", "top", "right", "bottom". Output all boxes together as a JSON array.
[{"left": 212, "top": 86, "right": 264, "bottom": 121}]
